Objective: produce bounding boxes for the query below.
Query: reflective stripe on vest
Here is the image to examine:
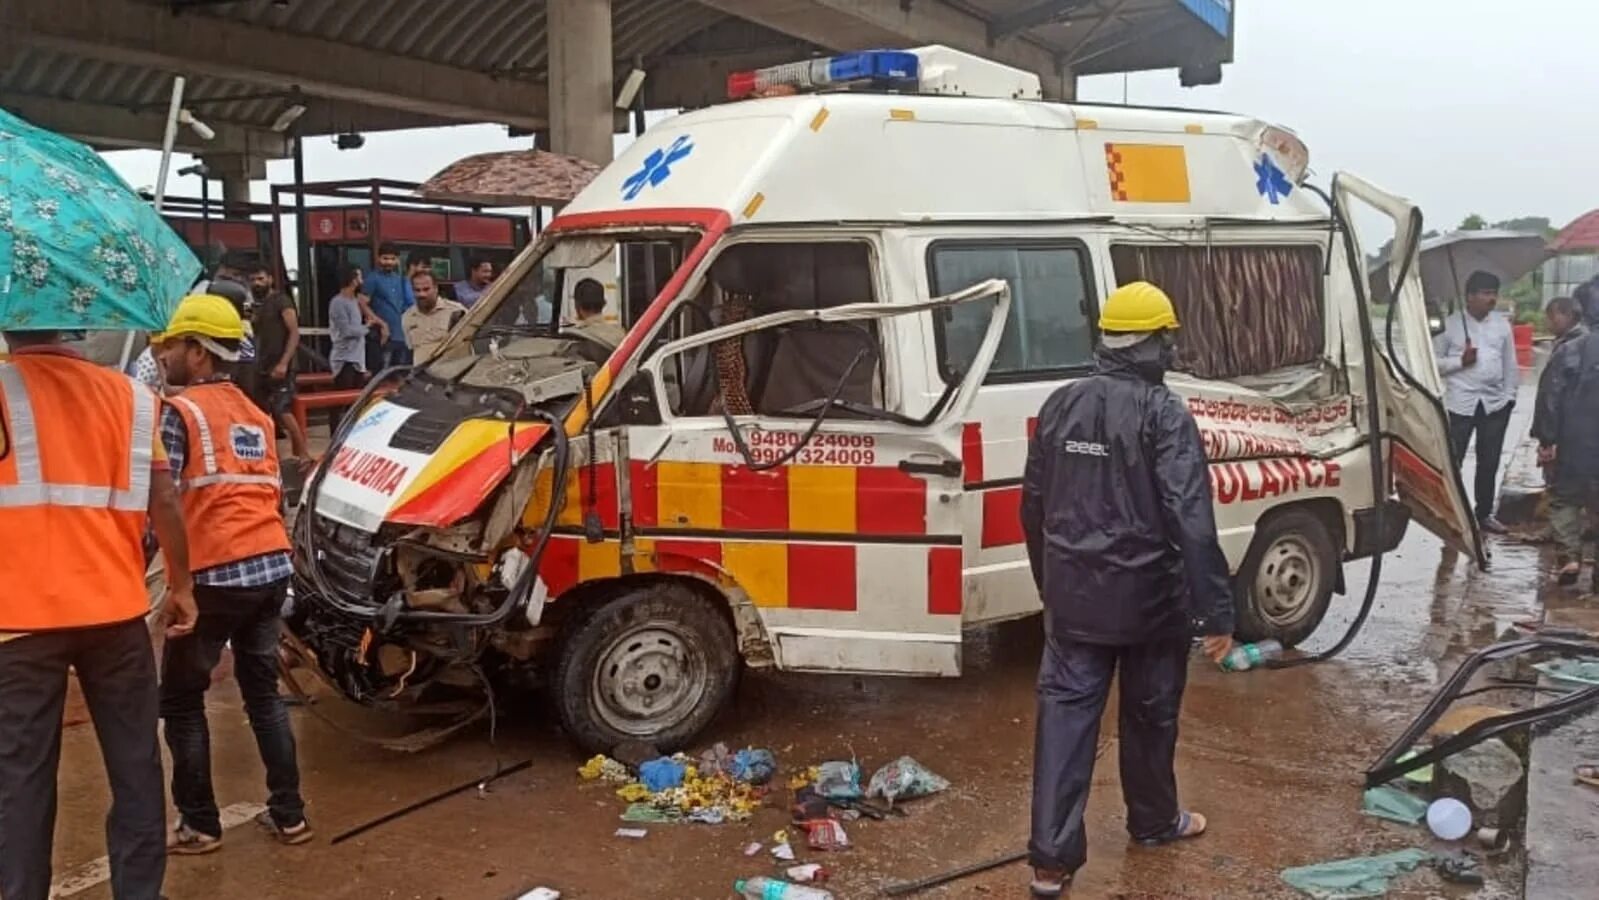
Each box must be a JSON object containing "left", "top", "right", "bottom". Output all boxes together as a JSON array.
[
  {"left": 0, "top": 364, "right": 154, "bottom": 511},
  {"left": 170, "top": 395, "right": 281, "bottom": 491}
]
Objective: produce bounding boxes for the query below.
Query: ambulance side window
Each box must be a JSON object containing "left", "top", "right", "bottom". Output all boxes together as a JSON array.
[{"left": 928, "top": 242, "right": 1097, "bottom": 382}]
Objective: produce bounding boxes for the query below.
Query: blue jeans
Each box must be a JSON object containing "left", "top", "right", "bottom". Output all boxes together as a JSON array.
[{"left": 160, "top": 579, "right": 305, "bottom": 836}]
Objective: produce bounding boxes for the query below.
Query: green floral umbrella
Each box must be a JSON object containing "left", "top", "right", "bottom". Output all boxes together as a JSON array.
[{"left": 0, "top": 106, "right": 200, "bottom": 330}]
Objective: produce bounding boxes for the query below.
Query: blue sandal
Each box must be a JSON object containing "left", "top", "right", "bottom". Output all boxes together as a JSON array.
[{"left": 1135, "top": 810, "right": 1207, "bottom": 846}]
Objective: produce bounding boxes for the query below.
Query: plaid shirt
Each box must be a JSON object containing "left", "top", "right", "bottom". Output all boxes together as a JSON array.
[{"left": 160, "top": 402, "right": 293, "bottom": 588}]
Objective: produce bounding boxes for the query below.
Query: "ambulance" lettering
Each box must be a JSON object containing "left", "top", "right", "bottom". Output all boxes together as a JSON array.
[
  {"left": 330, "top": 447, "right": 408, "bottom": 496},
  {"left": 1209, "top": 458, "right": 1342, "bottom": 505}
]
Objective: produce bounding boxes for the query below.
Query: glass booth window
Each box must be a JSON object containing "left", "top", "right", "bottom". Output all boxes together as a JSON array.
[{"left": 929, "top": 243, "right": 1097, "bottom": 382}]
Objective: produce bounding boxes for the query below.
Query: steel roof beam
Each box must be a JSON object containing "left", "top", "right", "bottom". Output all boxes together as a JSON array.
[
  {"left": 988, "top": 0, "right": 1096, "bottom": 41},
  {"left": 0, "top": 91, "right": 292, "bottom": 157},
  {"left": 4, "top": 0, "right": 548, "bottom": 130},
  {"left": 695, "top": 0, "right": 1072, "bottom": 98}
]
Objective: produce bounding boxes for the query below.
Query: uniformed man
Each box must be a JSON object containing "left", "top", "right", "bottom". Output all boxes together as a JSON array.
[
  {"left": 1020, "top": 282, "right": 1235, "bottom": 898},
  {"left": 0, "top": 329, "right": 196, "bottom": 900},
  {"left": 157, "top": 295, "right": 310, "bottom": 853}
]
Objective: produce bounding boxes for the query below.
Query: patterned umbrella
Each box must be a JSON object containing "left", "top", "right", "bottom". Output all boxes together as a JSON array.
[
  {"left": 0, "top": 107, "right": 200, "bottom": 330},
  {"left": 418, "top": 149, "right": 601, "bottom": 207}
]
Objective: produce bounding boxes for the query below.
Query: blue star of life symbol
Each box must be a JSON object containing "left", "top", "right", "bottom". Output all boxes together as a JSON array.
[
  {"left": 1254, "top": 152, "right": 1292, "bottom": 205},
  {"left": 621, "top": 135, "right": 694, "bottom": 201}
]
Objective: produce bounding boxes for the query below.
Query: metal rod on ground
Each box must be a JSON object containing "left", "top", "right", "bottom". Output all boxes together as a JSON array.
[
  {"left": 329, "top": 758, "right": 532, "bottom": 845},
  {"left": 880, "top": 849, "right": 1029, "bottom": 897}
]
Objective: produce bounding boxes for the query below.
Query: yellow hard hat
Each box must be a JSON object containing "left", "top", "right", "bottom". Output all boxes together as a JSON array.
[
  {"left": 1099, "top": 281, "right": 1180, "bottom": 332},
  {"left": 165, "top": 294, "right": 246, "bottom": 342}
]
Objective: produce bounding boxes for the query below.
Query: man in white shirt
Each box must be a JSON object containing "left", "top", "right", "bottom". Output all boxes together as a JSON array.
[{"left": 1432, "top": 270, "right": 1520, "bottom": 533}]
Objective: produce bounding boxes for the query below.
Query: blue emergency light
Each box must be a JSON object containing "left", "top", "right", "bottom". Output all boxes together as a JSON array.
[{"left": 727, "top": 50, "right": 921, "bottom": 100}]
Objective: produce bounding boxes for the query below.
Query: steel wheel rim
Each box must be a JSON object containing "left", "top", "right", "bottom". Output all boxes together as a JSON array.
[
  {"left": 1254, "top": 535, "right": 1320, "bottom": 627},
  {"left": 590, "top": 623, "right": 707, "bottom": 737}
]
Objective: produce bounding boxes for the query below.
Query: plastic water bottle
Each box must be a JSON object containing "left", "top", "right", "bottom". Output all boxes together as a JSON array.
[
  {"left": 734, "top": 878, "right": 835, "bottom": 900},
  {"left": 1219, "top": 639, "right": 1283, "bottom": 672}
]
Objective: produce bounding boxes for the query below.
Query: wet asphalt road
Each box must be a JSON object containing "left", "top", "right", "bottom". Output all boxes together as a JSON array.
[
  {"left": 47, "top": 418, "right": 1576, "bottom": 899},
  {"left": 45, "top": 522, "right": 1553, "bottom": 900}
]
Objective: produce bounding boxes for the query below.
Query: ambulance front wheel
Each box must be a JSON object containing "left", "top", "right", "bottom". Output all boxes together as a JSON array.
[
  {"left": 552, "top": 582, "right": 740, "bottom": 755},
  {"left": 1232, "top": 509, "right": 1338, "bottom": 649}
]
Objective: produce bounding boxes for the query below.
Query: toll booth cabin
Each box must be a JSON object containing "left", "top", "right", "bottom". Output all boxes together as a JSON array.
[{"left": 273, "top": 179, "right": 531, "bottom": 347}]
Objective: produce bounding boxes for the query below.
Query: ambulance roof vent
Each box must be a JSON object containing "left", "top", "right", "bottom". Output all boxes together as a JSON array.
[{"left": 726, "top": 46, "right": 1044, "bottom": 102}]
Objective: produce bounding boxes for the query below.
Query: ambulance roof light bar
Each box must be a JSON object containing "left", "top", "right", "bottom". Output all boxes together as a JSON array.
[{"left": 727, "top": 46, "right": 1043, "bottom": 102}]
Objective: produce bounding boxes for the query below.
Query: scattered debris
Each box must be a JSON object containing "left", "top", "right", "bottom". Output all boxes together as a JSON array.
[
  {"left": 771, "top": 838, "right": 797, "bottom": 862},
  {"left": 1434, "top": 855, "right": 1485, "bottom": 886},
  {"left": 1392, "top": 750, "right": 1433, "bottom": 784},
  {"left": 1437, "top": 738, "right": 1523, "bottom": 812},
  {"left": 1360, "top": 786, "right": 1428, "bottom": 825},
  {"left": 1279, "top": 848, "right": 1432, "bottom": 899},
  {"left": 614, "top": 828, "right": 649, "bottom": 839},
  {"left": 620, "top": 803, "right": 676, "bottom": 824},
  {"left": 639, "top": 757, "right": 687, "bottom": 792},
  {"left": 815, "top": 761, "right": 863, "bottom": 801},
  {"left": 578, "top": 755, "right": 630, "bottom": 784},
  {"left": 735, "top": 876, "right": 833, "bottom": 899},
  {"left": 881, "top": 850, "right": 1029, "bottom": 897},
  {"left": 514, "top": 889, "right": 561, "bottom": 900},
  {"left": 866, "top": 757, "right": 949, "bottom": 805},
  {"left": 743, "top": 841, "right": 763, "bottom": 857},
  {"left": 1534, "top": 658, "right": 1599, "bottom": 686},
  {"left": 1426, "top": 798, "right": 1472, "bottom": 840},
  {"left": 803, "top": 818, "right": 850, "bottom": 851},
  {"left": 786, "top": 863, "right": 828, "bottom": 883}
]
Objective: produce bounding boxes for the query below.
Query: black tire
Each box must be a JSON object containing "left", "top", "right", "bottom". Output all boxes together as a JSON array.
[
  {"left": 552, "top": 582, "right": 739, "bottom": 754},
  {"left": 1232, "top": 509, "right": 1339, "bottom": 648}
]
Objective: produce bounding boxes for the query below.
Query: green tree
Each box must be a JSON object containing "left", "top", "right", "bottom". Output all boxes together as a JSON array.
[{"left": 1459, "top": 213, "right": 1488, "bottom": 231}]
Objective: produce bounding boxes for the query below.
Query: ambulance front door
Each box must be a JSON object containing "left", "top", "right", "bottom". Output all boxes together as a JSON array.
[
  {"left": 635, "top": 280, "right": 1010, "bottom": 677},
  {"left": 1334, "top": 173, "right": 1485, "bottom": 566}
]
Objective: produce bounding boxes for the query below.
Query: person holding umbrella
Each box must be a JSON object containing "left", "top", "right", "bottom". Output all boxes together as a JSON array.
[
  {"left": 1432, "top": 270, "right": 1520, "bottom": 533},
  {"left": 0, "top": 107, "right": 201, "bottom": 900}
]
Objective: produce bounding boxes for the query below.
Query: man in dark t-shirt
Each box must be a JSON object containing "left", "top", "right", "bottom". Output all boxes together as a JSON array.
[{"left": 248, "top": 264, "right": 311, "bottom": 466}]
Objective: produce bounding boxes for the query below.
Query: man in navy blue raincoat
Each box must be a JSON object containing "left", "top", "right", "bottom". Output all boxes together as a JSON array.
[{"left": 1020, "top": 281, "right": 1236, "bottom": 897}]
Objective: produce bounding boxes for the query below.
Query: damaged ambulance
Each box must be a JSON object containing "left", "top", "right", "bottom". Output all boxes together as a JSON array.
[{"left": 290, "top": 47, "right": 1483, "bottom": 753}]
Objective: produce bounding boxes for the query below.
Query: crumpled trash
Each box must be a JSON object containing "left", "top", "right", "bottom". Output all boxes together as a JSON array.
[
  {"left": 515, "top": 890, "right": 561, "bottom": 900},
  {"left": 1361, "top": 786, "right": 1428, "bottom": 825},
  {"left": 620, "top": 803, "right": 678, "bottom": 823},
  {"left": 866, "top": 756, "right": 949, "bottom": 804},
  {"left": 730, "top": 748, "right": 777, "bottom": 785},
  {"left": 639, "top": 757, "right": 687, "bottom": 792},
  {"left": 578, "top": 755, "right": 630, "bottom": 783},
  {"left": 815, "top": 761, "right": 863, "bottom": 800},
  {"left": 770, "top": 830, "right": 796, "bottom": 861},
  {"left": 786, "top": 863, "right": 827, "bottom": 883},
  {"left": 614, "top": 828, "right": 648, "bottom": 839},
  {"left": 1280, "top": 849, "right": 1432, "bottom": 899},
  {"left": 804, "top": 818, "right": 850, "bottom": 851},
  {"left": 1534, "top": 658, "right": 1599, "bottom": 686},
  {"left": 686, "top": 807, "right": 726, "bottom": 825},
  {"left": 615, "top": 783, "right": 652, "bottom": 803}
]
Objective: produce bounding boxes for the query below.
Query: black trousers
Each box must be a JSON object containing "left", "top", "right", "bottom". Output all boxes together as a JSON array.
[
  {"left": 160, "top": 579, "right": 305, "bottom": 837},
  {"left": 0, "top": 619, "right": 166, "bottom": 900},
  {"left": 1447, "top": 400, "right": 1513, "bottom": 522},
  {"left": 1029, "top": 633, "right": 1189, "bottom": 874}
]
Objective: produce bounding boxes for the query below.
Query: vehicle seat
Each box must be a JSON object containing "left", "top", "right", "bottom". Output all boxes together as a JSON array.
[{"left": 753, "top": 322, "right": 877, "bottom": 415}]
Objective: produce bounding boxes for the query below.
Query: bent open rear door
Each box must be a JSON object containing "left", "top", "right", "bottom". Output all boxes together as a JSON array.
[{"left": 1335, "top": 173, "right": 1486, "bottom": 566}]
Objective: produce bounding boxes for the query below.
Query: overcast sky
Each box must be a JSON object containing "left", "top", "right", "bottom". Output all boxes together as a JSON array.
[{"left": 104, "top": 0, "right": 1599, "bottom": 256}]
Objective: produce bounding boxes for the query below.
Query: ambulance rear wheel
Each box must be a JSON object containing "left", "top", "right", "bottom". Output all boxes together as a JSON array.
[
  {"left": 553, "top": 583, "right": 739, "bottom": 754},
  {"left": 1233, "top": 510, "right": 1337, "bottom": 648}
]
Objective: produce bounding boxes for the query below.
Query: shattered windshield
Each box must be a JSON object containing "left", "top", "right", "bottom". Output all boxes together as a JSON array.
[{"left": 421, "top": 231, "right": 695, "bottom": 398}]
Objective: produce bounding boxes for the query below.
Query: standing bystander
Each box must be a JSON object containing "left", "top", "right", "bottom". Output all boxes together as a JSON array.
[
  {"left": 247, "top": 263, "right": 311, "bottom": 467},
  {"left": 452, "top": 257, "right": 497, "bottom": 309},
  {"left": 1533, "top": 294, "right": 1596, "bottom": 584},
  {"left": 400, "top": 270, "right": 465, "bottom": 361},
  {"left": 1432, "top": 270, "right": 1519, "bottom": 533},
  {"left": 364, "top": 244, "right": 414, "bottom": 368}
]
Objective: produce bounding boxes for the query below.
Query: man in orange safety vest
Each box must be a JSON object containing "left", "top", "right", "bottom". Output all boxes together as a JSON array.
[
  {"left": 157, "top": 295, "right": 311, "bottom": 854},
  {"left": 0, "top": 328, "right": 197, "bottom": 900}
]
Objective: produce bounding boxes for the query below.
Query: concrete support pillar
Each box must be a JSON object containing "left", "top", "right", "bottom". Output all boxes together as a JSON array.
[
  {"left": 201, "top": 153, "right": 265, "bottom": 207},
  {"left": 547, "top": 0, "right": 614, "bottom": 165}
]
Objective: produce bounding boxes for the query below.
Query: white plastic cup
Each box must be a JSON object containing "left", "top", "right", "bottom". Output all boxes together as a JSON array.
[{"left": 1426, "top": 797, "right": 1472, "bottom": 841}]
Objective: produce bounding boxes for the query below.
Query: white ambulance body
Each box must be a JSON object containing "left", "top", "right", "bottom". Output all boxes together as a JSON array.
[{"left": 299, "top": 48, "right": 1481, "bottom": 751}]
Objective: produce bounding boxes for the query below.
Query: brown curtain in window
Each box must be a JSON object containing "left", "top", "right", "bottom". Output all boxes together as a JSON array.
[{"left": 1110, "top": 245, "right": 1324, "bottom": 380}]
